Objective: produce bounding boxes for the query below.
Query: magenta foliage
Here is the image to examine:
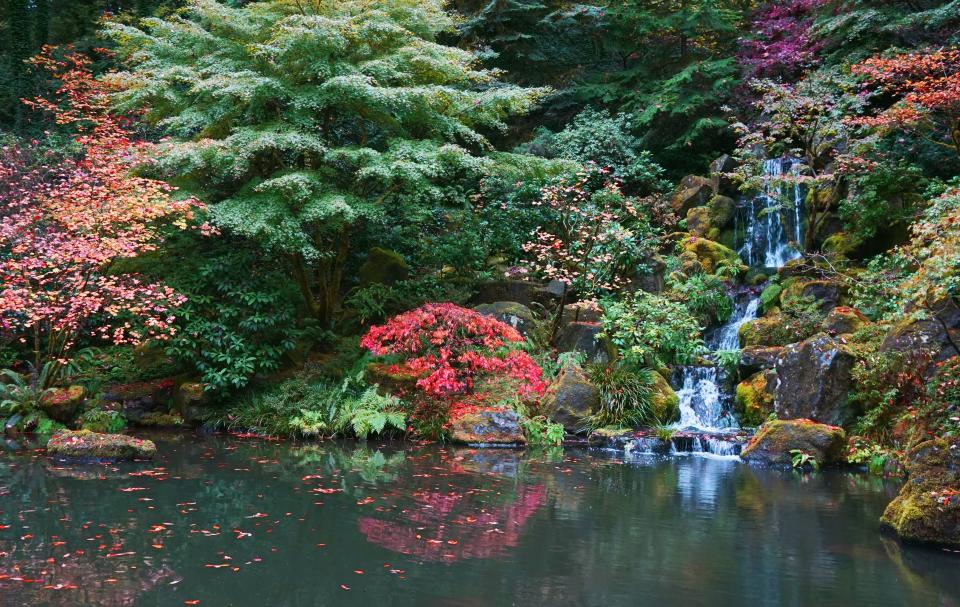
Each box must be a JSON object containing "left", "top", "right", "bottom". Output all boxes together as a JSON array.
[{"left": 738, "top": 0, "right": 827, "bottom": 79}]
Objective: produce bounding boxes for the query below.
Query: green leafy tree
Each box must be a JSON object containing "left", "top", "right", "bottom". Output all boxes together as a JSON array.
[{"left": 104, "top": 0, "right": 548, "bottom": 326}]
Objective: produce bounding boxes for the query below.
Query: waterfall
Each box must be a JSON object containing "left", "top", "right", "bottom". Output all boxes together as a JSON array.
[
  {"left": 672, "top": 291, "right": 759, "bottom": 431},
  {"left": 736, "top": 158, "right": 804, "bottom": 269}
]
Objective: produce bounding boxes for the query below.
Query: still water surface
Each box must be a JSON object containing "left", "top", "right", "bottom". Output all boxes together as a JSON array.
[{"left": 0, "top": 433, "right": 957, "bottom": 606}]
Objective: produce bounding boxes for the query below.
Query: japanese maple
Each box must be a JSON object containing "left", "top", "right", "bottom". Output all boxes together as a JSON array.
[
  {"left": 361, "top": 303, "right": 546, "bottom": 405},
  {"left": 852, "top": 48, "right": 960, "bottom": 155},
  {"left": 739, "top": 0, "right": 826, "bottom": 79},
  {"left": 0, "top": 48, "right": 202, "bottom": 367}
]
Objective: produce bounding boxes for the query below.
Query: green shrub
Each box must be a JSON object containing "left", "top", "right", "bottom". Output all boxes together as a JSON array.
[
  {"left": 586, "top": 364, "right": 658, "bottom": 430},
  {"left": 79, "top": 408, "right": 127, "bottom": 434},
  {"left": 600, "top": 293, "right": 705, "bottom": 368}
]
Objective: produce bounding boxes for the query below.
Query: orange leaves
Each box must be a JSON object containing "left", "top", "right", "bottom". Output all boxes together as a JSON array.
[{"left": 0, "top": 48, "right": 203, "bottom": 360}]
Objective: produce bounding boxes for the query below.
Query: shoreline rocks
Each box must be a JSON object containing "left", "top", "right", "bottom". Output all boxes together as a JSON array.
[
  {"left": 46, "top": 430, "right": 157, "bottom": 461},
  {"left": 450, "top": 409, "right": 525, "bottom": 446},
  {"left": 741, "top": 419, "right": 846, "bottom": 467},
  {"left": 881, "top": 437, "right": 960, "bottom": 549}
]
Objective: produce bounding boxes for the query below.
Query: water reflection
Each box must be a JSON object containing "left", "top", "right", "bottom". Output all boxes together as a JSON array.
[{"left": 0, "top": 434, "right": 956, "bottom": 607}]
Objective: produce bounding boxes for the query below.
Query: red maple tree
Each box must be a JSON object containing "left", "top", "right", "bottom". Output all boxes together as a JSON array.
[{"left": 0, "top": 48, "right": 206, "bottom": 367}]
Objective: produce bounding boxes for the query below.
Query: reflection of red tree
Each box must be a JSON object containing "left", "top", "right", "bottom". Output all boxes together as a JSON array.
[{"left": 357, "top": 484, "right": 545, "bottom": 562}]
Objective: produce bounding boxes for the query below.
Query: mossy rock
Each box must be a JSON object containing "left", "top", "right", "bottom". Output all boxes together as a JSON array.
[
  {"left": 822, "top": 231, "right": 862, "bottom": 258},
  {"left": 587, "top": 427, "right": 635, "bottom": 448},
  {"left": 759, "top": 283, "right": 782, "bottom": 313},
  {"left": 780, "top": 279, "right": 843, "bottom": 313},
  {"left": 734, "top": 370, "right": 776, "bottom": 427},
  {"left": 40, "top": 385, "right": 84, "bottom": 423},
  {"left": 474, "top": 301, "right": 535, "bottom": 337},
  {"left": 822, "top": 306, "right": 868, "bottom": 335},
  {"left": 650, "top": 372, "right": 680, "bottom": 424},
  {"left": 46, "top": 430, "right": 156, "bottom": 461},
  {"left": 670, "top": 175, "right": 714, "bottom": 215},
  {"left": 680, "top": 236, "right": 746, "bottom": 275},
  {"left": 450, "top": 409, "right": 525, "bottom": 445},
  {"left": 881, "top": 437, "right": 960, "bottom": 548},
  {"left": 707, "top": 195, "right": 736, "bottom": 228},
  {"left": 739, "top": 315, "right": 794, "bottom": 348},
  {"left": 358, "top": 247, "right": 409, "bottom": 287},
  {"left": 741, "top": 419, "right": 846, "bottom": 467},
  {"left": 542, "top": 366, "right": 600, "bottom": 431},
  {"left": 686, "top": 206, "right": 712, "bottom": 237}
]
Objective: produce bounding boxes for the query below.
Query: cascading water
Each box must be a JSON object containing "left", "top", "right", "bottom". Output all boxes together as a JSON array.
[
  {"left": 673, "top": 292, "right": 759, "bottom": 432},
  {"left": 671, "top": 158, "right": 804, "bottom": 435},
  {"left": 736, "top": 158, "right": 804, "bottom": 269}
]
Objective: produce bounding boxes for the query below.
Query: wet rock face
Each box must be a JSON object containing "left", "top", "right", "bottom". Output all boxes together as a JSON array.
[
  {"left": 542, "top": 366, "right": 600, "bottom": 431},
  {"left": 46, "top": 430, "right": 157, "bottom": 461},
  {"left": 881, "top": 437, "right": 960, "bottom": 549},
  {"left": 774, "top": 333, "right": 857, "bottom": 426},
  {"left": 474, "top": 301, "right": 535, "bottom": 337},
  {"left": 358, "top": 247, "right": 409, "bottom": 287},
  {"left": 880, "top": 297, "right": 960, "bottom": 363},
  {"left": 781, "top": 279, "right": 843, "bottom": 313},
  {"left": 741, "top": 419, "right": 846, "bottom": 466},
  {"left": 450, "top": 409, "right": 525, "bottom": 445}
]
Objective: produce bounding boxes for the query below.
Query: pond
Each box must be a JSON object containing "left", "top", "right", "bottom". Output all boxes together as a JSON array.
[{"left": 0, "top": 433, "right": 957, "bottom": 607}]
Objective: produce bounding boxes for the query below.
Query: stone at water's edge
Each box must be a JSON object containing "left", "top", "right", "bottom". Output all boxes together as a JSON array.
[
  {"left": 46, "top": 430, "right": 157, "bottom": 461},
  {"left": 543, "top": 366, "right": 600, "bottom": 431},
  {"left": 881, "top": 437, "right": 960, "bottom": 548},
  {"left": 774, "top": 333, "right": 857, "bottom": 426},
  {"left": 734, "top": 370, "right": 776, "bottom": 427},
  {"left": 450, "top": 409, "right": 525, "bottom": 445},
  {"left": 741, "top": 419, "right": 846, "bottom": 467}
]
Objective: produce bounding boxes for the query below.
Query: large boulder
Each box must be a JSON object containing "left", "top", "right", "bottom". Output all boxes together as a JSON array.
[
  {"left": 734, "top": 370, "right": 776, "bottom": 427},
  {"left": 629, "top": 253, "right": 667, "bottom": 294},
  {"left": 739, "top": 346, "right": 783, "bottom": 375},
  {"left": 686, "top": 206, "right": 712, "bottom": 237},
  {"left": 709, "top": 154, "right": 739, "bottom": 195},
  {"left": 881, "top": 437, "right": 960, "bottom": 548},
  {"left": 40, "top": 385, "right": 84, "bottom": 423},
  {"left": 46, "top": 430, "right": 157, "bottom": 461},
  {"left": 707, "top": 195, "right": 737, "bottom": 229},
  {"left": 559, "top": 300, "right": 603, "bottom": 326},
  {"left": 680, "top": 236, "right": 745, "bottom": 275},
  {"left": 822, "top": 306, "right": 868, "bottom": 335},
  {"left": 542, "top": 366, "right": 600, "bottom": 431},
  {"left": 358, "top": 247, "right": 409, "bottom": 287},
  {"left": 670, "top": 175, "right": 714, "bottom": 216},
  {"left": 781, "top": 279, "right": 843, "bottom": 313},
  {"left": 880, "top": 297, "right": 960, "bottom": 363},
  {"left": 472, "top": 280, "right": 562, "bottom": 309},
  {"left": 102, "top": 379, "right": 176, "bottom": 424},
  {"left": 554, "top": 322, "right": 613, "bottom": 364},
  {"left": 450, "top": 409, "right": 525, "bottom": 445},
  {"left": 175, "top": 382, "right": 209, "bottom": 426},
  {"left": 650, "top": 372, "right": 680, "bottom": 424},
  {"left": 474, "top": 301, "right": 536, "bottom": 337},
  {"left": 741, "top": 419, "right": 847, "bottom": 466},
  {"left": 774, "top": 333, "right": 857, "bottom": 426}
]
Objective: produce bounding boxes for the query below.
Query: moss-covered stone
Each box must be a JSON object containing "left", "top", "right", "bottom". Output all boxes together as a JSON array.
[
  {"left": 822, "top": 306, "right": 868, "bottom": 335},
  {"left": 650, "top": 372, "right": 680, "bottom": 424},
  {"left": 543, "top": 366, "right": 600, "bottom": 431},
  {"left": 358, "top": 247, "right": 409, "bottom": 287},
  {"left": 822, "top": 231, "right": 862, "bottom": 258},
  {"left": 46, "top": 429, "right": 157, "bottom": 461},
  {"left": 474, "top": 301, "right": 535, "bottom": 337},
  {"left": 670, "top": 175, "right": 714, "bottom": 215},
  {"left": 680, "top": 236, "right": 746, "bottom": 275},
  {"left": 739, "top": 315, "right": 787, "bottom": 347},
  {"left": 741, "top": 419, "right": 846, "bottom": 467},
  {"left": 880, "top": 437, "right": 960, "bottom": 548},
  {"left": 587, "top": 427, "right": 635, "bottom": 449},
  {"left": 707, "top": 195, "right": 736, "bottom": 228},
  {"left": 759, "top": 282, "right": 782, "bottom": 312},
  {"left": 450, "top": 409, "right": 525, "bottom": 445},
  {"left": 734, "top": 370, "right": 775, "bottom": 427},
  {"left": 781, "top": 279, "right": 843, "bottom": 313},
  {"left": 40, "top": 385, "right": 84, "bottom": 423},
  {"left": 686, "top": 206, "right": 712, "bottom": 237}
]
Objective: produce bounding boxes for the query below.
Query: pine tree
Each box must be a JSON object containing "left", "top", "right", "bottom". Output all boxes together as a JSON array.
[{"left": 104, "top": 0, "right": 548, "bottom": 326}]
